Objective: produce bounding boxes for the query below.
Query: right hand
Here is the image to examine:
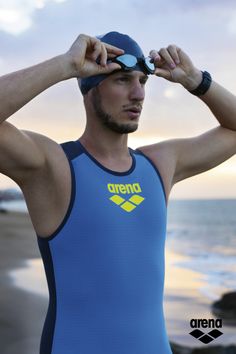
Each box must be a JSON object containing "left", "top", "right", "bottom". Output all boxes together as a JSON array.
[{"left": 66, "top": 34, "right": 124, "bottom": 78}]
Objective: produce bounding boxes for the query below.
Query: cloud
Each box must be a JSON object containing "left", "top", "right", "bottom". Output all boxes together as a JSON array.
[
  {"left": 227, "top": 11, "right": 236, "bottom": 35},
  {"left": 0, "top": 0, "right": 67, "bottom": 35}
]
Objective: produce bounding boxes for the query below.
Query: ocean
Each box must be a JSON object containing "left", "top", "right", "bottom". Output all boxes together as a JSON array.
[
  {"left": 0, "top": 199, "right": 28, "bottom": 213},
  {"left": 2, "top": 198, "right": 236, "bottom": 300},
  {"left": 166, "top": 199, "right": 236, "bottom": 300}
]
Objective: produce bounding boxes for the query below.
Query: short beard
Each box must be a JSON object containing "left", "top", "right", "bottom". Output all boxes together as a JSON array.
[{"left": 91, "top": 87, "right": 138, "bottom": 134}]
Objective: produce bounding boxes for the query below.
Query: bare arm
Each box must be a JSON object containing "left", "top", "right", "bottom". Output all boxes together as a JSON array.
[
  {"left": 200, "top": 81, "right": 236, "bottom": 131},
  {"left": 0, "top": 34, "right": 123, "bottom": 185},
  {"left": 0, "top": 34, "right": 123, "bottom": 123},
  {"left": 142, "top": 45, "right": 236, "bottom": 187},
  {"left": 150, "top": 44, "right": 236, "bottom": 132},
  {"left": 0, "top": 54, "right": 71, "bottom": 123},
  {"left": 169, "top": 126, "right": 236, "bottom": 184}
]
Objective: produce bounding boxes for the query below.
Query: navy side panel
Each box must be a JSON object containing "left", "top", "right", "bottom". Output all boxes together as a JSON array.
[
  {"left": 37, "top": 141, "right": 84, "bottom": 353},
  {"left": 60, "top": 140, "right": 83, "bottom": 160},
  {"left": 37, "top": 240, "right": 56, "bottom": 354}
]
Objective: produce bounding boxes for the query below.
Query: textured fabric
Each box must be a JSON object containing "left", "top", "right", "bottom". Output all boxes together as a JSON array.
[{"left": 37, "top": 139, "right": 172, "bottom": 354}]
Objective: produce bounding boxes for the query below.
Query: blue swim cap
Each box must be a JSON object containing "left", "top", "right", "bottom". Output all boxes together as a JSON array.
[{"left": 78, "top": 31, "right": 145, "bottom": 95}]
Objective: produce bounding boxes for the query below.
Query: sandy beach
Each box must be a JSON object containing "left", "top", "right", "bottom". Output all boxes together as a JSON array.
[
  {"left": 0, "top": 211, "right": 235, "bottom": 354},
  {"left": 164, "top": 250, "right": 236, "bottom": 347},
  {"left": 0, "top": 212, "right": 47, "bottom": 354}
]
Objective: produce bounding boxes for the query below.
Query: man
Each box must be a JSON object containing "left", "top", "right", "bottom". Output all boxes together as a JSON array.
[{"left": 0, "top": 31, "right": 235, "bottom": 354}]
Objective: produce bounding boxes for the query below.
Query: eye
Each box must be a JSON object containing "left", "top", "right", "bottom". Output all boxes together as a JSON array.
[
  {"left": 117, "top": 76, "right": 129, "bottom": 82},
  {"left": 140, "top": 77, "right": 148, "bottom": 85}
]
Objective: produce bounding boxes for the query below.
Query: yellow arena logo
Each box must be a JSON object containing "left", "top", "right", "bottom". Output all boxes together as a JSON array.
[{"left": 107, "top": 183, "right": 145, "bottom": 212}]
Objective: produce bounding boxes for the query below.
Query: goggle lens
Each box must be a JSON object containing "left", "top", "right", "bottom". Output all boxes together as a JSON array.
[
  {"left": 111, "top": 54, "right": 155, "bottom": 74},
  {"left": 144, "top": 57, "right": 155, "bottom": 73},
  {"left": 116, "top": 54, "right": 137, "bottom": 68}
]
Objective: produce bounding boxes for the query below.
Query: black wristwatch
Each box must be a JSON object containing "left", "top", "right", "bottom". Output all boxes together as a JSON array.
[{"left": 189, "top": 71, "right": 212, "bottom": 96}]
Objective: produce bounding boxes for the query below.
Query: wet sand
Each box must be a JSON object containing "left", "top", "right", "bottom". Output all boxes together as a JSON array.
[
  {"left": 164, "top": 250, "right": 236, "bottom": 347},
  {"left": 0, "top": 211, "right": 47, "bottom": 354}
]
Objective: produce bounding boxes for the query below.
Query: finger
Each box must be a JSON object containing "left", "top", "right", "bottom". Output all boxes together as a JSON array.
[
  {"left": 154, "top": 67, "right": 172, "bottom": 80},
  {"left": 92, "top": 41, "right": 102, "bottom": 60},
  {"left": 159, "top": 47, "right": 176, "bottom": 69},
  {"left": 96, "top": 62, "right": 122, "bottom": 75},
  {"left": 149, "top": 49, "right": 158, "bottom": 57},
  {"left": 107, "top": 52, "right": 121, "bottom": 58},
  {"left": 100, "top": 43, "right": 107, "bottom": 67},
  {"left": 149, "top": 49, "right": 161, "bottom": 61},
  {"left": 106, "top": 62, "right": 122, "bottom": 73},
  {"left": 167, "top": 45, "right": 180, "bottom": 65},
  {"left": 104, "top": 42, "right": 124, "bottom": 55},
  {"left": 149, "top": 49, "right": 163, "bottom": 69}
]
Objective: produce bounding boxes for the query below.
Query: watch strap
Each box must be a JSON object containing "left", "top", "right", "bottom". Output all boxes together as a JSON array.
[{"left": 189, "top": 71, "right": 212, "bottom": 96}]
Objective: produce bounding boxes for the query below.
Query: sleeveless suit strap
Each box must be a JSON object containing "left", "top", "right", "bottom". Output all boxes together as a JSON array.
[{"left": 60, "top": 140, "right": 83, "bottom": 161}]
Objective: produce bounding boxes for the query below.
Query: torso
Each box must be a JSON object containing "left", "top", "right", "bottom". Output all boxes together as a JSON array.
[
  {"left": 36, "top": 138, "right": 173, "bottom": 354},
  {"left": 21, "top": 138, "right": 175, "bottom": 239}
]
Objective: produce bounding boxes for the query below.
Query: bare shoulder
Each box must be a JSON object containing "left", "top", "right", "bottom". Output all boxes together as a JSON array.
[
  {"left": 136, "top": 126, "right": 236, "bottom": 200},
  {"left": 21, "top": 129, "right": 64, "bottom": 164},
  {"left": 20, "top": 129, "right": 69, "bottom": 187},
  {"left": 0, "top": 121, "right": 66, "bottom": 184},
  {"left": 20, "top": 130, "right": 71, "bottom": 185},
  {"left": 136, "top": 139, "right": 179, "bottom": 203}
]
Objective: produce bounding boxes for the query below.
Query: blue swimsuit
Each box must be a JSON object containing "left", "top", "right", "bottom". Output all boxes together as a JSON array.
[{"left": 37, "top": 140, "right": 172, "bottom": 354}]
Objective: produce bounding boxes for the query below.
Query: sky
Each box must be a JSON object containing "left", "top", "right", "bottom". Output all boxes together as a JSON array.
[{"left": 0, "top": 0, "right": 236, "bottom": 199}]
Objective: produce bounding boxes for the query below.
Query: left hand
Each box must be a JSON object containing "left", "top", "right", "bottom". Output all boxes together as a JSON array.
[{"left": 149, "top": 45, "right": 202, "bottom": 91}]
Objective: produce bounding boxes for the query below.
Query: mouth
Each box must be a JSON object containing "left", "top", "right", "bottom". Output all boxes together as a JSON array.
[{"left": 123, "top": 106, "right": 142, "bottom": 120}]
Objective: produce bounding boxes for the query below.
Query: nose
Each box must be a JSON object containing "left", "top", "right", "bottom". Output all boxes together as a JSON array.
[{"left": 129, "top": 80, "right": 145, "bottom": 102}]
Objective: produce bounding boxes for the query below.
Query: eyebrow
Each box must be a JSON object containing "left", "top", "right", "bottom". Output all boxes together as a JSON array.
[{"left": 116, "top": 72, "right": 149, "bottom": 81}]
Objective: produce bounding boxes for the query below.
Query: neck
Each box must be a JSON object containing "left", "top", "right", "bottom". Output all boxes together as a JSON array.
[{"left": 79, "top": 120, "right": 131, "bottom": 160}]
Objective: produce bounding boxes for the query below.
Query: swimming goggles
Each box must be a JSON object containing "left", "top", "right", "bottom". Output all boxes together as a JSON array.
[{"left": 109, "top": 54, "right": 155, "bottom": 75}]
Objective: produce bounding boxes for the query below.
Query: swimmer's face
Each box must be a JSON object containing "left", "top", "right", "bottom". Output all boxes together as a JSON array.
[{"left": 89, "top": 70, "right": 148, "bottom": 134}]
